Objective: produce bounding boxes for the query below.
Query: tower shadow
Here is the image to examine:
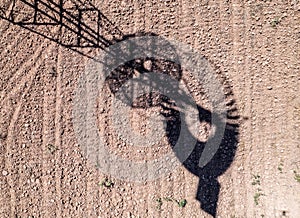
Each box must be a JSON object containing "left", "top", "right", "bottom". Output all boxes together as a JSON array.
[{"left": 0, "top": 0, "right": 123, "bottom": 59}]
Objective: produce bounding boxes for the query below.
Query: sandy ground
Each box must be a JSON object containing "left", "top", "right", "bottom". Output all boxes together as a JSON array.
[{"left": 0, "top": 0, "right": 299, "bottom": 217}]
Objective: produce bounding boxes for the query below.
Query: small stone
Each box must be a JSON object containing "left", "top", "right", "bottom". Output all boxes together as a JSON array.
[
  {"left": 0, "top": 132, "right": 7, "bottom": 139},
  {"left": 143, "top": 60, "right": 152, "bottom": 71},
  {"left": 267, "top": 86, "right": 273, "bottom": 90},
  {"left": 2, "top": 170, "right": 8, "bottom": 176}
]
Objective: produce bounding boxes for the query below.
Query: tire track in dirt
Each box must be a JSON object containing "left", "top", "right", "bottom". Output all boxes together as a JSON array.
[
  {"left": 82, "top": 48, "right": 105, "bottom": 216},
  {"left": 149, "top": 2, "right": 175, "bottom": 217},
  {"left": 125, "top": 1, "right": 153, "bottom": 216},
  {"left": 206, "top": 1, "right": 237, "bottom": 217},
  {"left": 228, "top": 1, "right": 250, "bottom": 217},
  {"left": 132, "top": 1, "right": 152, "bottom": 217},
  {"left": 175, "top": 1, "right": 195, "bottom": 217},
  {"left": 4, "top": 82, "right": 34, "bottom": 217},
  {"left": 0, "top": 44, "right": 51, "bottom": 148},
  {"left": 0, "top": 28, "right": 33, "bottom": 93},
  {"left": 187, "top": 2, "right": 211, "bottom": 217},
  {"left": 245, "top": 1, "right": 283, "bottom": 217},
  {"left": 0, "top": 2, "right": 38, "bottom": 90},
  {"left": 2, "top": 40, "right": 53, "bottom": 217},
  {"left": 1, "top": 33, "right": 53, "bottom": 214},
  {"left": 248, "top": 2, "right": 275, "bottom": 214},
  {"left": 0, "top": 40, "right": 50, "bottom": 103},
  {"left": 0, "top": 20, "right": 12, "bottom": 37},
  {"left": 93, "top": 1, "right": 130, "bottom": 216},
  {"left": 187, "top": 1, "right": 226, "bottom": 217},
  {"left": 220, "top": 0, "right": 236, "bottom": 215},
  {"left": 53, "top": 44, "right": 63, "bottom": 218},
  {"left": 17, "top": 62, "right": 46, "bottom": 217},
  {"left": 140, "top": 2, "right": 158, "bottom": 217},
  {"left": 0, "top": 38, "right": 53, "bottom": 139},
  {"left": 53, "top": 44, "right": 88, "bottom": 217},
  {"left": 41, "top": 43, "right": 62, "bottom": 217},
  {"left": 0, "top": 25, "right": 31, "bottom": 57},
  {"left": 0, "top": 25, "right": 27, "bottom": 52},
  {"left": 257, "top": 2, "right": 300, "bottom": 217},
  {"left": 57, "top": 47, "right": 89, "bottom": 217},
  {"left": 253, "top": 3, "right": 280, "bottom": 216}
]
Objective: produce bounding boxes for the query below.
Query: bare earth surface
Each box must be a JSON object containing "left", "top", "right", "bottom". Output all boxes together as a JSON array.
[{"left": 0, "top": 0, "right": 299, "bottom": 217}]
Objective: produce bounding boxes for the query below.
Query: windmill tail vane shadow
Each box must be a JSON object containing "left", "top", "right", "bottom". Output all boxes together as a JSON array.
[{"left": 0, "top": 0, "right": 124, "bottom": 53}]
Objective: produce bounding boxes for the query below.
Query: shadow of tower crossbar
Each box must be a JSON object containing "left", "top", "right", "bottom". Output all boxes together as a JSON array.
[{"left": 0, "top": 0, "right": 122, "bottom": 48}]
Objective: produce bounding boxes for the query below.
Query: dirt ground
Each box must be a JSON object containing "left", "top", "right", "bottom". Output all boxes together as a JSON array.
[{"left": 0, "top": 0, "right": 299, "bottom": 217}]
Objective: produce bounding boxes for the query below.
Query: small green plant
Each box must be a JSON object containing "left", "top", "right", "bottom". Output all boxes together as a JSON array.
[
  {"left": 254, "top": 189, "right": 264, "bottom": 205},
  {"left": 254, "top": 192, "right": 262, "bottom": 205},
  {"left": 155, "top": 196, "right": 187, "bottom": 209},
  {"left": 251, "top": 173, "right": 265, "bottom": 205},
  {"left": 278, "top": 162, "right": 283, "bottom": 173},
  {"left": 293, "top": 170, "right": 300, "bottom": 183},
  {"left": 47, "top": 144, "right": 58, "bottom": 154},
  {"left": 270, "top": 17, "right": 280, "bottom": 27},
  {"left": 177, "top": 199, "right": 187, "bottom": 208},
  {"left": 99, "top": 178, "right": 114, "bottom": 188},
  {"left": 95, "top": 162, "right": 100, "bottom": 168},
  {"left": 252, "top": 174, "right": 261, "bottom": 186},
  {"left": 156, "top": 198, "right": 163, "bottom": 210}
]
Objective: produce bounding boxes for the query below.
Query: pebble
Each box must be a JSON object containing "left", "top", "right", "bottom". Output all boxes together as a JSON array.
[
  {"left": 143, "top": 60, "right": 152, "bottom": 71},
  {"left": 2, "top": 170, "right": 8, "bottom": 176},
  {"left": 99, "top": 108, "right": 105, "bottom": 113}
]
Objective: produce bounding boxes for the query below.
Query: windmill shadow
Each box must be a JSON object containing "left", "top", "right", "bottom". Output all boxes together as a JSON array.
[{"left": 1, "top": 2, "right": 239, "bottom": 215}]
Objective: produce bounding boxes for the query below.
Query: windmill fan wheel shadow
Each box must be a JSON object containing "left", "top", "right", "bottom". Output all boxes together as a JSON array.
[{"left": 104, "top": 32, "right": 240, "bottom": 218}]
